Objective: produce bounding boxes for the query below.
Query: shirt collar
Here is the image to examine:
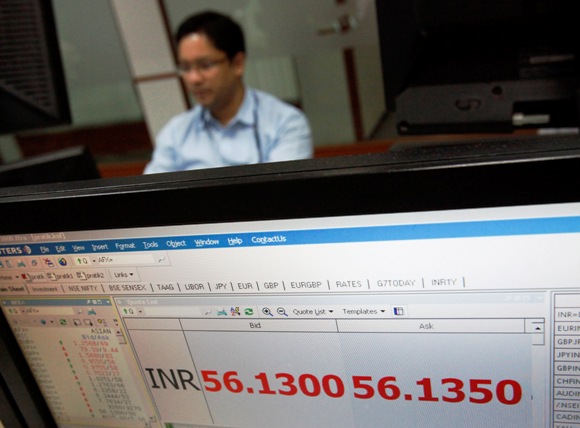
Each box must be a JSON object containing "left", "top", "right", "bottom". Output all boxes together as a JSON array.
[{"left": 198, "top": 86, "right": 255, "bottom": 130}]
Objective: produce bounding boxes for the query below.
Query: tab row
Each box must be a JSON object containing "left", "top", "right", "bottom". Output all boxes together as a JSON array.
[{"left": 0, "top": 276, "right": 467, "bottom": 296}]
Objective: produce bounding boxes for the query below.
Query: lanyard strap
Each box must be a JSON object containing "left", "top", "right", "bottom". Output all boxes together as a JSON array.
[{"left": 253, "top": 91, "right": 262, "bottom": 163}]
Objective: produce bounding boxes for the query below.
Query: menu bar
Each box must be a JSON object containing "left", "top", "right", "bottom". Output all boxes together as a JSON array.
[{"left": 1, "top": 215, "right": 580, "bottom": 257}]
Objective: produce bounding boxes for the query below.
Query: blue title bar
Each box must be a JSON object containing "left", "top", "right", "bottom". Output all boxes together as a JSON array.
[{"left": 1, "top": 216, "right": 580, "bottom": 257}]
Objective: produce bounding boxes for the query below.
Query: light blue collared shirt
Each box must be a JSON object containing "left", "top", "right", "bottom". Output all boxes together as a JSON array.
[{"left": 144, "top": 87, "right": 312, "bottom": 173}]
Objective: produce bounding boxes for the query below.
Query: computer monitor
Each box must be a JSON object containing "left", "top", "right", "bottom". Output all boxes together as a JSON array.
[
  {"left": 0, "top": 146, "right": 100, "bottom": 188},
  {"left": 1, "top": 135, "right": 580, "bottom": 427},
  {"left": 0, "top": 0, "right": 71, "bottom": 134},
  {"left": 376, "top": 0, "right": 580, "bottom": 134}
]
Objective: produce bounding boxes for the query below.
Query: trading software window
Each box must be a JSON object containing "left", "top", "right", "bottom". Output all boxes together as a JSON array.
[{"left": 1, "top": 204, "right": 580, "bottom": 427}]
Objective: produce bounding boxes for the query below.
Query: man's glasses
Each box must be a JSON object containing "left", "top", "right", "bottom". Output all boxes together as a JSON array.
[{"left": 177, "top": 57, "right": 229, "bottom": 76}]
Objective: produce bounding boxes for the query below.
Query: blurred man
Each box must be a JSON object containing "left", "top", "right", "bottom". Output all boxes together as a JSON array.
[{"left": 144, "top": 11, "right": 312, "bottom": 173}]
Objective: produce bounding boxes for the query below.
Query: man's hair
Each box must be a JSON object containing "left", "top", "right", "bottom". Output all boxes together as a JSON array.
[{"left": 176, "top": 11, "right": 245, "bottom": 59}]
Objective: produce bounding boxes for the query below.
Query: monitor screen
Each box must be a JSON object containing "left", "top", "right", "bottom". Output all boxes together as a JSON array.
[
  {"left": 1, "top": 135, "right": 580, "bottom": 427},
  {"left": 376, "top": 0, "right": 580, "bottom": 134},
  {"left": 0, "top": 0, "right": 71, "bottom": 134}
]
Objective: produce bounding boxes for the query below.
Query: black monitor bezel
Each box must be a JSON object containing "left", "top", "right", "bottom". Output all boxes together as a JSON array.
[
  {"left": 0, "top": 146, "right": 100, "bottom": 188},
  {"left": 2, "top": 134, "right": 580, "bottom": 236}
]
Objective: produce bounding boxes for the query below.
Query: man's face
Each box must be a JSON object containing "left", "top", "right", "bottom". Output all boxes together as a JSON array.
[{"left": 177, "top": 33, "right": 244, "bottom": 114}]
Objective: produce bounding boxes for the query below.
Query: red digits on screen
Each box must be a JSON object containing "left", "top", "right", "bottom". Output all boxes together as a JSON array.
[{"left": 199, "top": 371, "right": 522, "bottom": 405}]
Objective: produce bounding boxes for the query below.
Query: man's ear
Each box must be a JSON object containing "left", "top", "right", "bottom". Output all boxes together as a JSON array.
[{"left": 232, "top": 52, "right": 246, "bottom": 77}]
